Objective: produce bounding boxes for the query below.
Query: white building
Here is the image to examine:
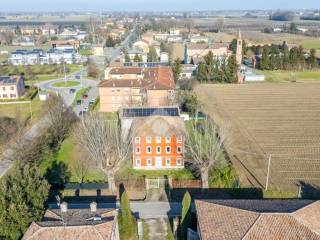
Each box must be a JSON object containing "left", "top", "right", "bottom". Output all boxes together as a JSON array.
[
  {"left": 190, "top": 35, "right": 209, "bottom": 43},
  {"left": 167, "top": 35, "right": 183, "bottom": 43},
  {"left": 160, "top": 52, "right": 169, "bottom": 63},
  {"left": 10, "top": 49, "right": 82, "bottom": 66}
]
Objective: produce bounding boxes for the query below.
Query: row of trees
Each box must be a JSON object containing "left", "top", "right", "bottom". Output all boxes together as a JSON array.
[
  {"left": 259, "top": 45, "right": 318, "bottom": 71},
  {"left": 197, "top": 51, "right": 239, "bottom": 83}
]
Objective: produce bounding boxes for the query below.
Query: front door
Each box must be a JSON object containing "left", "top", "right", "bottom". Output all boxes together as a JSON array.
[{"left": 155, "top": 157, "right": 162, "bottom": 168}]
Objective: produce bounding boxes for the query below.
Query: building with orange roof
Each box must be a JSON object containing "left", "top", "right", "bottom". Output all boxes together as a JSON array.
[
  {"left": 98, "top": 66, "right": 175, "bottom": 112},
  {"left": 194, "top": 199, "right": 320, "bottom": 240},
  {"left": 22, "top": 202, "right": 118, "bottom": 240},
  {"left": 131, "top": 115, "right": 186, "bottom": 170}
]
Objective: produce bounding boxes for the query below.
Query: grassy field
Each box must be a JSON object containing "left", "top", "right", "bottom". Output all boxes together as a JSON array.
[
  {"left": 0, "top": 42, "right": 52, "bottom": 52},
  {"left": 196, "top": 83, "right": 320, "bottom": 190},
  {"left": 205, "top": 30, "right": 320, "bottom": 50},
  {"left": 255, "top": 70, "right": 320, "bottom": 82},
  {"left": 0, "top": 64, "right": 82, "bottom": 82},
  {"left": 52, "top": 81, "right": 80, "bottom": 87},
  {"left": 0, "top": 95, "right": 42, "bottom": 123},
  {"left": 42, "top": 135, "right": 107, "bottom": 183}
]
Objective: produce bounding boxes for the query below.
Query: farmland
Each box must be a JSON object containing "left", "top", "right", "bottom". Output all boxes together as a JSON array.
[{"left": 196, "top": 83, "right": 320, "bottom": 190}]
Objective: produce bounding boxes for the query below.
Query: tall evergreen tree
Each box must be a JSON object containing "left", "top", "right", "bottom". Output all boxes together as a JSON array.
[
  {"left": 225, "top": 54, "right": 238, "bottom": 83},
  {"left": 0, "top": 163, "right": 50, "bottom": 240},
  {"left": 172, "top": 58, "right": 182, "bottom": 83},
  {"left": 180, "top": 191, "right": 192, "bottom": 239},
  {"left": 133, "top": 54, "right": 142, "bottom": 62},
  {"left": 260, "top": 48, "right": 270, "bottom": 70},
  {"left": 147, "top": 46, "right": 158, "bottom": 62},
  {"left": 309, "top": 48, "right": 318, "bottom": 69},
  {"left": 118, "top": 191, "right": 138, "bottom": 240}
]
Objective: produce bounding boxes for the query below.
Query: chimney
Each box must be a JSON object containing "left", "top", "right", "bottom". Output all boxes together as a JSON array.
[
  {"left": 60, "top": 202, "right": 68, "bottom": 212},
  {"left": 90, "top": 201, "right": 97, "bottom": 212}
]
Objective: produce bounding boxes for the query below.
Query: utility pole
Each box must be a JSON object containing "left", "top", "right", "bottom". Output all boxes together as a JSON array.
[
  {"left": 29, "top": 101, "right": 33, "bottom": 121},
  {"left": 265, "top": 154, "right": 272, "bottom": 191},
  {"left": 64, "top": 62, "right": 67, "bottom": 85}
]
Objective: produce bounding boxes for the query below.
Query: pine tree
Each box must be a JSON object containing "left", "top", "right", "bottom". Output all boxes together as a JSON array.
[
  {"left": 197, "top": 63, "right": 207, "bottom": 82},
  {"left": 133, "top": 54, "right": 142, "bottom": 62},
  {"left": 147, "top": 46, "right": 158, "bottom": 62},
  {"left": 172, "top": 58, "right": 182, "bottom": 83},
  {"left": 0, "top": 163, "right": 50, "bottom": 240},
  {"left": 180, "top": 191, "right": 192, "bottom": 239},
  {"left": 309, "top": 48, "right": 318, "bottom": 69},
  {"left": 118, "top": 191, "right": 138, "bottom": 240},
  {"left": 260, "top": 48, "right": 270, "bottom": 70},
  {"left": 226, "top": 54, "right": 238, "bottom": 83},
  {"left": 125, "top": 52, "right": 131, "bottom": 62}
]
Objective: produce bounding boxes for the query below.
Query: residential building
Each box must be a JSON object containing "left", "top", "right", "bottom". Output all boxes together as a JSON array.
[
  {"left": 0, "top": 76, "right": 25, "bottom": 99},
  {"left": 10, "top": 48, "right": 82, "bottom": 65},
  {"left": 141, "top": 31, "right": 155, "bottom": 44},
  {"left": 170, "top": 29, "right": 180, "bottom": 35},
  {"left": 132, "top": 115, "right": 186, "bottom": 170},
  {"left": 123, "top": 48, "right": 148, "bottom": 63},
  {"left": 167, "top": 35, "right": 183, "bottom": 43},
  {"left": 171, "top": 43, "right": 185, "bottom": 62},
  {"left": 23, "top": 202, "right": 118, "bottom": 240},
  {"left": 160, "top": 52, "right": 169, "bottom": 63},
  {"left": 52, "top": 39, "right": 80, "bottom": 50},
  {"left": 154, "top": 33, "right": 169, "bottom": 41},
  {"left": 99, "top": 66, "right": 175, "bottom": 112},
  {"left": 186, "top": 43, "right": 231, "bottom": 63},
  {"left": 194, "top": 199, "right": 320, "bottom": 240},
  {"left": 179, "top": 64, "right": 197, "bottom": 80},
  {"left": 190, "top": 35, "right": 209, "bottom": 44},
  {"left": 132, "top": 40, "right": 150, "bottom": 53}
]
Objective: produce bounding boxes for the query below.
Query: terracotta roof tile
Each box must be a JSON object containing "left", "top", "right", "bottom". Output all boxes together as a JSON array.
[
  {"left": 22, "top": 209, "right": 117, "bottom": 240},
  {"left": 133, "top": 115, "right": 186, "bottom": 137},
  {"left": 100, "top": 66, "right": 175, "bottom": 90},
  {"left": 195, "top": 200, "right": 320, "bottom": 240}
]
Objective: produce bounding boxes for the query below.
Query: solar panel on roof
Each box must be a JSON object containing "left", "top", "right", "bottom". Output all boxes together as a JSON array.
[{"left": 122, "top": 107, "right": 179, "bottom": 118}]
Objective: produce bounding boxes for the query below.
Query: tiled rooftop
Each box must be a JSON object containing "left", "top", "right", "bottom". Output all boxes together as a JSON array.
[{"left": 195, "top": 200, "right": 320, "bottom": 240}]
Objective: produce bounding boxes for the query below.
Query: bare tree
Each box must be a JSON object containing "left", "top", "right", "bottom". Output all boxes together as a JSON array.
[
  {"left": 74, "top": 112, "right": 131, "bottom": 193},
  {"left": 215, "top": 17, "right": 224, "bottom": 32},
  {"left": 185, "top": 117, "right": 226, "bottom": 188},
  {"left": 70, "top": 157, "right": 90, "bottom": 184},
  {"left": 42, "top": 95, "right": 75, "bottom": 148}
]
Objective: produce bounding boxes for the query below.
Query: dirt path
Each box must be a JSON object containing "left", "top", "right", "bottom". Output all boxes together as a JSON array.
[{"left": 144, "top": 218, "right": 168, "bottom": 240}]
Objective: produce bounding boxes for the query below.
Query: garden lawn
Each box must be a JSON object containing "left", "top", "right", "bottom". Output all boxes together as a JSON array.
[
  {"left": 52, "top": 81, "right": 80, "bottom": 87},
  {"left": 0, "top": 64, "right": 83, "bottom": 82},
  {"left": 123, "top": 167, "right": 196, "bottom": 180},
  {"left": 0, "top": 95, "right": 42, "bottom": 123},
  {"left": 54, "top": 136, "right": 106, "bottom": 183}
]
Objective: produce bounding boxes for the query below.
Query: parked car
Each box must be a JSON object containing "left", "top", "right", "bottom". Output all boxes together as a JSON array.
[
  {"left": 75, "top": 75, "right": 81, "bottom": 80},
  {"left": 76, "top": 100, "right": 82, "bottom": 105},
  {"left": 69, "top": 89, "right": 76, "bottom": 94}
]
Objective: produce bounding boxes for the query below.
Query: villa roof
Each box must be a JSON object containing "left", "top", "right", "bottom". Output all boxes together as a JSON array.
[
  {"left": 132, "top": 115, "right": 186, "bottom": 137},
  {"left": 22, "top": 209, "right": 117, "bottom": 240},
  {"left": 195, "top": 200, "right": 320, "bottom": 240},
  {"left": 99, "top": 66, "right": 175, "bottom": 91}
]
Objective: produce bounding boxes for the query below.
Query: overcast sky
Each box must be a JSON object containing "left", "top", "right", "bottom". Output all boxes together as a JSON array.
[{"left": 1, "top": 0, "right": 319, "bottom": 11}]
